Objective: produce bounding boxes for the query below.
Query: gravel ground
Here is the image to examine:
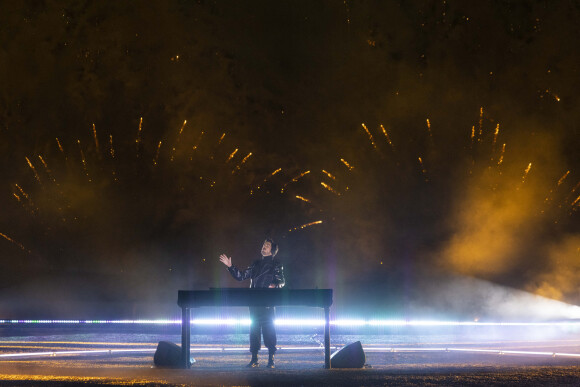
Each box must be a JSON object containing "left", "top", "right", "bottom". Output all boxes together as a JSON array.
[{"left": 2, "top": 332, "right": 580, "bottom": 385}]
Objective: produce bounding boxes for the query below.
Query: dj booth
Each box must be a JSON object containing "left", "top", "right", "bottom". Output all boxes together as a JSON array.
[{"left": 177, "top": 288, "right": 334, "bottom": 368}]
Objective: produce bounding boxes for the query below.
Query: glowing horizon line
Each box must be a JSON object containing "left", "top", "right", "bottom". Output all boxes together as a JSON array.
[
  {"left": 3, "top": 318, "right": 580, "bottom": 327},
  {"left": 2, "top": 346, "right": 580, "bottom": 359}
]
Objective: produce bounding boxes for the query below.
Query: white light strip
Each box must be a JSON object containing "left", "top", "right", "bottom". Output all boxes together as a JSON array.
[
  {"left": 2, "top": 346, "right": 580, "bottom": 359},
  {"left": 3, "top": 319, "right": 580, "bottom": 327}
]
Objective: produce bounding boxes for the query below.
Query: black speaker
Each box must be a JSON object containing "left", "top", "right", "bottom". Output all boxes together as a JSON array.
[
  {"left": 330, "top": 341, "right": 366, "bottom": 368},
  {"left": 153, "top": 341, "right": 182, "bottom": 368}
]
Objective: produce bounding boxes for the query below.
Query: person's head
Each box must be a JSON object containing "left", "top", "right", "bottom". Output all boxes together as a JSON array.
[{"left": 261, "top": 238, "right": 278, "bottom": 257}]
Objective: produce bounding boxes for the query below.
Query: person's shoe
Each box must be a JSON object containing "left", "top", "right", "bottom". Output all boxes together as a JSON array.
[
  {"left": 247, "top": 354, "right": 259, "bottom": 368},
  {"left": 267, "top": 353, "right": 275, "bottom": 369}
]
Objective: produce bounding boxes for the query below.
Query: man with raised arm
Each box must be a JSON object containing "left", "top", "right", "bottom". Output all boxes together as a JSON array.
[{"left": 219, "top": 238, "right": 285, "bottom": 368}]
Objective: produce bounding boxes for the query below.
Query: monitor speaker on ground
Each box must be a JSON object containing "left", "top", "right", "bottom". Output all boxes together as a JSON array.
[
  {"left": 330, "top": 341, "right": 366, "bottom": 368},
  {"left": 153, "top": 341, "right": 182, "bottom": 368}
]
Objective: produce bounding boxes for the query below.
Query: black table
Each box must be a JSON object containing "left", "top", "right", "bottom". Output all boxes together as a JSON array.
[{"left": 177, "top": 288, "right": 334, "bottom": 368}]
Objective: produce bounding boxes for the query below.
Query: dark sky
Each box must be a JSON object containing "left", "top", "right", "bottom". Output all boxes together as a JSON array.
[{"left": 0, "top": 0, "right": 579, "bottom": 320}]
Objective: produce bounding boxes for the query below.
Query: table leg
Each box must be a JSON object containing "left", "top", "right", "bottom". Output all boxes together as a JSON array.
[
  {"left": 324, "top": 306, "right": 331, "bottom": 369},
  {"left": 181, "top": 307, "right": 191, "bottom": 368}
]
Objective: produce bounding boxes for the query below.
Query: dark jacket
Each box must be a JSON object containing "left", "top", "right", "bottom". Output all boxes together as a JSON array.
[{"left": 227, "top": 255, "right": 285, "bottom": 288}]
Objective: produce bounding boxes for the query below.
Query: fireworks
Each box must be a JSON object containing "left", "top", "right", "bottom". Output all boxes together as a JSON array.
[
  {"left": 321, "top": 182, "right": 341, "bottom": 196},
  {"left": 418, "top": 157, "right": 428, "bottom": 180},
  {"left": 226, "top": 149, "right": 238, "bottom": 163},
  {"left": 232, "top": 152, "right": 252, "bottom": 174},
  {"left": 25, "top": 157, "right": 41, "bottom": 185},
  {"left": 361, "top": 123, "right": 377, "bottom": 149},
  {"left": 295, "top": 195, "right": 311, "bottom": 203},
  {"left": 153, "top": 141, "right": 162, "bottom": 166},
  {"left": 288, "top": 220, "right": 323, "bottom": 233},
  {"left": 135, "top": 117, "right": 143, "bottom": 157},
  {"left": 0, "top": 232, "right": 31, "bottom": 254},
  {"left": 92, "top": 123, "right": 100, "bottom": 157},
  {"left": 340, "top": 158, "right": 354, "bottom": 170},
  {"left": 321, "top": 170, "right": 336, "bottom": 180},
  {"left": 521, "top": 162, "right": 532, "bottom": 184},
  {"left": 492, "top": 124, "right": 500, "bottom": 154},
  {"left": 281, "top": 171, "right": 310, "bottom": 193},
  {"left": 56, "top": 138, "right": 66, "bottom": 159},
  {"left": 77, "top": 140, "right": 91, "bottom": 182},
  {"left": 497, "top": 144, "right": 506, "bottom": 166},
  {"left": 380, "top": 124, "right": 394, "bottom": 149}
]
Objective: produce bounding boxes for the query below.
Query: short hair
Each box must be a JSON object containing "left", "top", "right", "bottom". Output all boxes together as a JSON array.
[{"left": 265, "top": 238, "right": 278, "bottom": 257}]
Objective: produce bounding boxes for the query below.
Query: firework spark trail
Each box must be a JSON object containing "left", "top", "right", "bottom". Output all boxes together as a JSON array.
[
  {"left": 92, "top": 123, "right": 100, "bottom": 158},
  {"left": 25, "top": 157, "right": 42, "bottom": 185},
  {"left": 226, "top": 149, "right": 238, "bottom": 163},
  {"left": 255, "top": 168, "right": 282, "bottom": 191},
  {"left": 322, "top": 170, "right": 336, "bottom": 180},
  {"left": 470, "top": 126, "right": 475, "bottom": 148},
  {"left": 281, "top": 171, "right": 310, "bottom": 193},
  {"left": 418, "top": 156, "right": 428, "bottom": 181},
  {"left": 135, "top": 117, "right": 143, "bottom": 158},
  {"left": 497, "top": 144, "right": 506, "bottom": 166},
  {"left": 218, "top": 133, "right": 226, "bottom": 145},
  {"left": 477, "top": 106, "right": 483, "bottom": 142},
  {"left": 288, "top": 220, "right": 323, "bottom": 233},
  {"left": 109, "top": 135, "right": 118, "bottom": 181},
  {"left": 191, "top": 130, "right": 204, "bottom": 153},
  {"left": 153, "top": 141, "right": 162, "bottom": 167},
  {"left": 321, "top": 181, "right": 341, "bottom": 196},
  {"left": 77, "top": 140, "right": 91, "bottom": 182},
  {"left": 426, "top": 118, "right": 432, "bottom": 137},
  {"left": 492, "top": 124, "right": 500, "bottom": 155},
  {"left": 521, "top": 163, "right": 533, "bottom": 184},
  {"left": 295, "top": 195, "right": 311, "bottom": 203},
  {"left": 56, "top": 138, "right": 67, "bottom": 160},
  {"left": 558, "top": 171, "right": 571, "bottom": 186},
  {"left": 13, "top": 183, "right": 36, "bottom": 213},
  {"left": 170, "top": 120, "right": 187, "bottom": 162},
  {"left": 232, "top": 152, "right": 253, "bottom": 174},
  {"left": 544, "top": 171, "right": 570, "bottom": 205},
  {"left": 361, "top": 123, "right": 377, "bottom": 149},
  {"left": 38, "top": 155, "right": 57, "bottom": 185},
  {"left": 340, "top": 158, "right": 354, "bottom": 170},
  {"left": 380, "top": 124, "right": 394, "bottom": 149},
  {"left": 0, "top": 232, "right": 31, "bottom": 254}
]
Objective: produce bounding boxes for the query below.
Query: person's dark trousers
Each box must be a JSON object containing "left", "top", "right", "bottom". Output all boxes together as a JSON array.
[{"left": 249, "top": 306, "right": 277, "bottom": 354}]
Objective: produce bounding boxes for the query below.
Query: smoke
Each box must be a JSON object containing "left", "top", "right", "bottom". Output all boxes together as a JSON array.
[{"left": 527, "top": 234, "right": 580, "bottom": 303}]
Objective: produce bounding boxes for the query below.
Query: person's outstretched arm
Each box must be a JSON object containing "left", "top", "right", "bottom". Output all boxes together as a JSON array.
[{"left": 220, "top": 254, "right": 253, "bottom": 281}]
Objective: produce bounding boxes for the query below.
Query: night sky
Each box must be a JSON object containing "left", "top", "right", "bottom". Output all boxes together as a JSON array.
[{"left": 0, "top": 1, "right": 579, "bottom": 320}]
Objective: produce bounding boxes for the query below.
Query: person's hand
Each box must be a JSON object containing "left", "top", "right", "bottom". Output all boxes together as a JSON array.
[
  {"left": 269, "top": 284, "right": 276, "bottom": 288},
  {"left": 219, "top": 254, "right": 232, "bottom": 268}
]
